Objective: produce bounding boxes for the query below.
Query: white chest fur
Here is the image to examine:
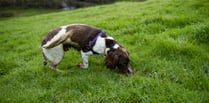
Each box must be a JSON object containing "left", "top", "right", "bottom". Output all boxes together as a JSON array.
[{"left": 92, "top": 36, "right": 106, "bottom": 54}]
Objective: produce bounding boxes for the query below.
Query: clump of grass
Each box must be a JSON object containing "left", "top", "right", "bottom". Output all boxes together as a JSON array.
[
  {"left": 0, "top": 58, "right": 17, "bottom": 75},
  {"left": 151, "top": 37, "right": 203, "bottom": 60},
  {"left": 192, "top": 22, "right": 209, "bottom": 44}
]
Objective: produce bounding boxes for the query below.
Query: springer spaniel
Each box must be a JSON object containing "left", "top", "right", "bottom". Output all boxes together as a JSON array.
[{"left": 41, "top": 24, "right": 133, "bottom": 75}]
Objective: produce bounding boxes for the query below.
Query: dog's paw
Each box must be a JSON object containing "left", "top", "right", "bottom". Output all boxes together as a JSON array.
[
  {"left": 77, "top": 63, "right": 88, "bottom": 69},
  {"left": 43, "top": 61, "right": 47, "bottom": 65},
  {"left": 49, "top": 64, "right": 57, "bottom": 70}
]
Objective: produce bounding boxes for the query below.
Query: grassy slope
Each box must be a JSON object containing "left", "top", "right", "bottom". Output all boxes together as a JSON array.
[{"left": 0, "top": 0, "right": 209, "bottom": 102}]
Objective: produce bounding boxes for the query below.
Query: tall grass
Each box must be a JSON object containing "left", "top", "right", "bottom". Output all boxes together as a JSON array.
[{"left": 0, "top": 0, "right": 209, "bottom": 102}]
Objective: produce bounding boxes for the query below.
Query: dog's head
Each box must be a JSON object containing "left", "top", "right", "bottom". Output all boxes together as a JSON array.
[{"left": 105, "top": 48, "right": 133, "bottom": 75}]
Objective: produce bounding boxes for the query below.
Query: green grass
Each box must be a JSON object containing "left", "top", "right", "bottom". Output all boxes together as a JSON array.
[{"left": 0, "top": 0, "right": 209, "bottom": 102}]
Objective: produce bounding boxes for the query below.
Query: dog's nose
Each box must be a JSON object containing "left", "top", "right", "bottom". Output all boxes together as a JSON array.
[{"left": 126, "top": 66, "right": 133, "bottom": 76}]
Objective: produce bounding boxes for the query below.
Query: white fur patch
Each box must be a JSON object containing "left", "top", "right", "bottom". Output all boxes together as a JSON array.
[
  {"left": 105, "top": 48, "right": 110, "bottom": 55},
  {"left": 106, "top": 36, "right": 114, "bottom": 40},
  {"left": 92, "top": 36, "right": 106, "bottom": 54},
  {"left": 113, "top": 44, "right": 119, "bottom": 49},
  {"left": 80, "top": 51, "right": 93, "bottom": 68},
  {"left": 42, "top": 44, "right": 64, "bottom": 65},
  {"left": 69, "top": 24, "right": 88, "bottom": 26}
]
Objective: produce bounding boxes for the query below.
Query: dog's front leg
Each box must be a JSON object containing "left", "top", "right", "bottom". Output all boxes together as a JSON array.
[{"left": 77, "top": 50, "right": 93, "bottom": 69}]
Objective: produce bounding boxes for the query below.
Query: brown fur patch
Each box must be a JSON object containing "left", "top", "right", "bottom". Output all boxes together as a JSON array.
[
  {"left": 105, "top": 39, "right": 117, "bottom": 48},
  {"left": 120, "top": 48, "right": 129, "bottom": 57},
  {"left": 65, "top": 25, "right": 104, "bottom": 51},
  {"left": 105, "top": 50, "right": 119, "bottom": 69}
]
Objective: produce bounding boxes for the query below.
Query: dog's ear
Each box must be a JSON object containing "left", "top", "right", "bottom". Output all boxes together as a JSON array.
[
  {"left": 105, "top": 51, "right": 119, "bottom": 69},
  {"left": 112, "top": 55, "right": 119, "bottom": 68},
  {"left": 121, "top": 48, "right": 129, "bottom": 57}
]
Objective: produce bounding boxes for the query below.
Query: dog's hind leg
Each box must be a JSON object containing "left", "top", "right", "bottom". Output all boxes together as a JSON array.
[
  {"left": 50, "top": 63, "right": 57, "bottom": 70},
  {"left": 42, "top": 44, "right": 64, "bottom": 70},
  {"left": 42, "top": 52, "right": 48, "bottom": 65}
]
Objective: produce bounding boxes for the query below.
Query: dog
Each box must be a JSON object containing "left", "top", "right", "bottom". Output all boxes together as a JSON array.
[{"left": 41, "top": 24, "right": 133, "bottom": 75}]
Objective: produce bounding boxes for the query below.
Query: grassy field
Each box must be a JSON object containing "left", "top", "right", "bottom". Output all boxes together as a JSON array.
[{"left": 0, "top": 0, "right": 209, "bottom": 102}]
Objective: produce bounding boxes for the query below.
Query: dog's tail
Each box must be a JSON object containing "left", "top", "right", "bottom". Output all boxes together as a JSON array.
[
  {"left": 42, "top": 30, "right": 73, "bottom": 49},
  {"left": 42, "top": 31, "right": 67, "bottom": 49}
]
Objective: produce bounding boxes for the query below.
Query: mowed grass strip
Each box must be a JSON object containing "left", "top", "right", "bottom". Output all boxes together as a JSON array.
[{"left": 0, "top": 0, "right": 209, "bottom": 102}]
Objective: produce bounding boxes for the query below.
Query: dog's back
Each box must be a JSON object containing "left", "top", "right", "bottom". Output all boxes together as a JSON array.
[{"left": 42, "top": 24, "right": 103, "bottom": 50}]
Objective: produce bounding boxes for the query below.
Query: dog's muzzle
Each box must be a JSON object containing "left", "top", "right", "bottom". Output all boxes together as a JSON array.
[{"left": 126, "top": 65, "right": 133, "bottom": 76}]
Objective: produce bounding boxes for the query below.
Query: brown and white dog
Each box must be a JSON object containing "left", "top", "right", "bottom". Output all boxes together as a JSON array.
[{"left": 41, "top": 24, "right": 133, "bottom": 75}]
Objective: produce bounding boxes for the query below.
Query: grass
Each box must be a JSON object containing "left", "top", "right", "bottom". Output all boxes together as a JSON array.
[{"left": 0, "top": 0, "right": 209, "bottom": 102}]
